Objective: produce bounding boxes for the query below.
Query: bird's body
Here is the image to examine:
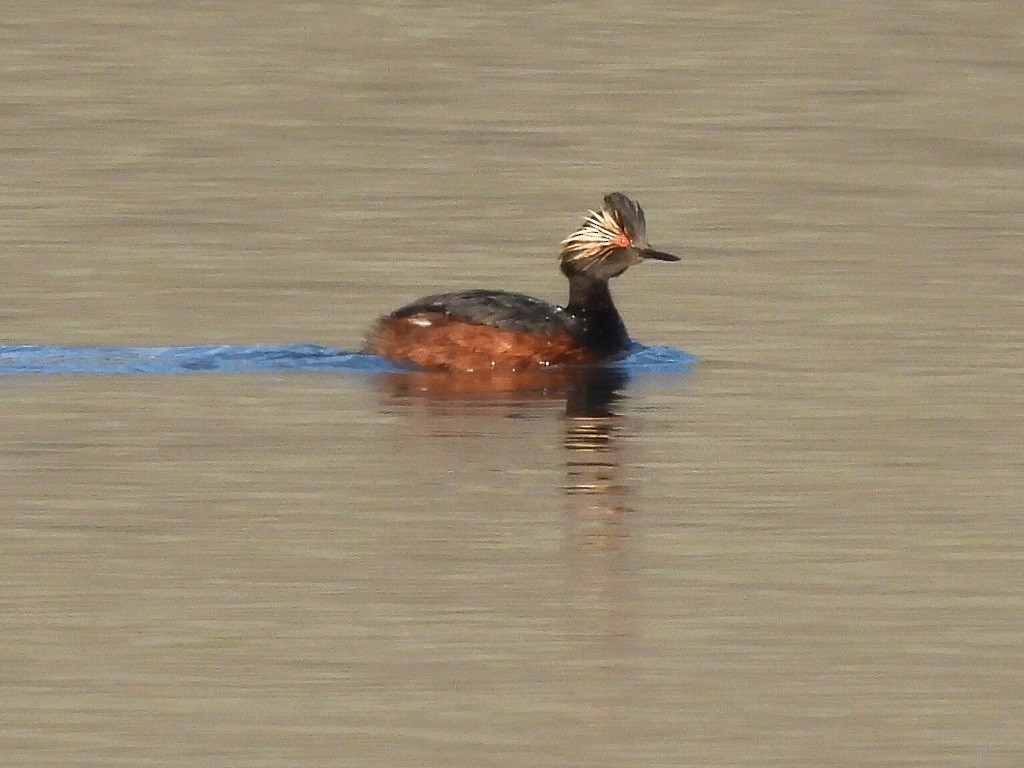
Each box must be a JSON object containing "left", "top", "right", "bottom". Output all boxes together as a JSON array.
[{"left": 365, "top": 193, "right": 678, "bottom": 372}]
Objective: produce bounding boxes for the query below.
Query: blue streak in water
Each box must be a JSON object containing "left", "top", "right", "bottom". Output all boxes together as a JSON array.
[
  {"left": 622, "top": 343, "right": 699, "bottom": 373},
  {"left": 0, "top": 342, "right": 696, "bottom": 376},
  {"left": 0, "top": 344, "right": 393, "bottom": 375}
]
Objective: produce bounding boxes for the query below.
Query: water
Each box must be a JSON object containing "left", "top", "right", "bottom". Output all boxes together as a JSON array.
[
  {"left": 2, "top": 3, "right": 1022, "bottom": 767},
  {"left": 0, "top": 343, "right": 695, "bottom": 375}
]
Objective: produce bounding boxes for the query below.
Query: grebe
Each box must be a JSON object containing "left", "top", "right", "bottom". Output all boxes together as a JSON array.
[{"left": 365, "top": 192, "right": 678, "bottom": 372}]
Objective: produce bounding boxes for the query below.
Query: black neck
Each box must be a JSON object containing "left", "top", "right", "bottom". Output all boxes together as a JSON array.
[{"left": 565, "top": 275, "right": 630, "bottom": 356}]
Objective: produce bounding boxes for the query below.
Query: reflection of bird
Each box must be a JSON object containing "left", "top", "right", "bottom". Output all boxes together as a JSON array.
[{"left": 365, "top": 193, "right": 678, "bottom": 372}]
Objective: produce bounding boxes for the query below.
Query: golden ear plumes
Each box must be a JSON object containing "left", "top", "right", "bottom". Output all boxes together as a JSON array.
[{"left": 560, "top": 206, "right": 628, "bottom": 264}]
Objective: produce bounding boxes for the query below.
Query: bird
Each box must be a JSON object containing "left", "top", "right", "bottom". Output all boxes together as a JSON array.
[{"left": 364, "top": 192, "right": 678, "bottom": 372}]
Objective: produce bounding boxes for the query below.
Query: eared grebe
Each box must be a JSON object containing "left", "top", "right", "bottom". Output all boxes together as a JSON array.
[{"left": 365, "top": 192, "right": 678, "bottom": 372}]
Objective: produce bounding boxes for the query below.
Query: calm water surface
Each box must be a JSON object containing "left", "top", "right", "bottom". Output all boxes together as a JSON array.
[{"left": 2, "top": 3, "right": 1022, "bottom": 767}]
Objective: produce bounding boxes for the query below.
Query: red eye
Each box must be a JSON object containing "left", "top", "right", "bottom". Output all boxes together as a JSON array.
[{"left": 613, "top": 233, "right": 630, "bottom": 248}]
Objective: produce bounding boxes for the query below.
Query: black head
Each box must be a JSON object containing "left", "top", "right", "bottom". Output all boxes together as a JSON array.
[{"left": 559, "top": 192, "right": 679, "bottom": 280}]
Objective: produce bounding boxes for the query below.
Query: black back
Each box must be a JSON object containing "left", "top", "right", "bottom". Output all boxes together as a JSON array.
[{"left": 389, "top": 290, "right": 577, "bottom": 336}]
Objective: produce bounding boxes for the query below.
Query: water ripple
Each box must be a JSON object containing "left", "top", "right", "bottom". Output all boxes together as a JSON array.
[{"left": 0, "top": 342, "right": 696, "bottom": 376}]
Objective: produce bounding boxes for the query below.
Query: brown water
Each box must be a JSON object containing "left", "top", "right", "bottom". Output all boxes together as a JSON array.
[{"left": 2, "top": 3, "right": 1022, "bottom": 766}]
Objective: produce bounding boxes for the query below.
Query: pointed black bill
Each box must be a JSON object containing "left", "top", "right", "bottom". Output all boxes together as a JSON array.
[{"left": 640, "top": 247, "right": 680, "bottom": 262}]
